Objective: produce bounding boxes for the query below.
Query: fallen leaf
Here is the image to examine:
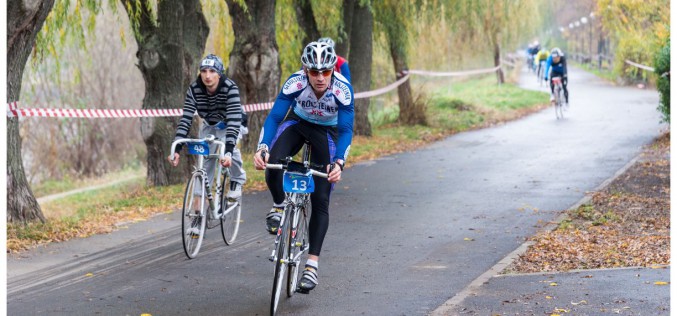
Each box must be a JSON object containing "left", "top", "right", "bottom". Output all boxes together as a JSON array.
[
  {"left": 85, "top": 273, "right": 94, "bottom": 277},
  {"left": 571, "top": 300, "right": 587, "bottom": 305},
  {"left": 545, "top": 295, "right": 553, "bottom": 299},
  {"left": 550, "top": 282, "right": 558, "bottom": 286},
  {"left": 654, "top": 281, "right": 669, "bottom": 285},
  {"left": 463, "top": 237, "right": 474, "bottom": 241}
]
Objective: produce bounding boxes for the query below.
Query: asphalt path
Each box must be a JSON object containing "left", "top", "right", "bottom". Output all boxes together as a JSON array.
[{"left": 8, "top": 66, "right": 664, "bottom": 315}]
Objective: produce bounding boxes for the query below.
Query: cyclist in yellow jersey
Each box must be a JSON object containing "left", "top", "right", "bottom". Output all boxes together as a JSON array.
[{"left": 535, "top": 48, "right": 550, "bottom": 80}]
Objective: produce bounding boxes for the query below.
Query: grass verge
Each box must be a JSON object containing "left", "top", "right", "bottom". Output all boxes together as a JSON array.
[{"left": 8, "top": 75, "right": 549, "bottom": 253}]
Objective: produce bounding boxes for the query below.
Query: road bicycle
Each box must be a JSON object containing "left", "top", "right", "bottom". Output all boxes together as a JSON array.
[
  {"left": 264, "top": 144, "right": 327, "bottom": 316},
  {"left": 170, "top": 135, "right": 242, "bottom": 259},
  {"left": 537, "top": 61, "right": 546, "bottom": 86},
  {"left": 551, "top": 76, "right": 565, "bottom": 120}
]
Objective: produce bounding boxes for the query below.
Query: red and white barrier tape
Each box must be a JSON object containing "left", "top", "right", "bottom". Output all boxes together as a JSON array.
[
  {"left": 625, "top": 60, "right": 655, "bottom": 72},
  {"left": 8, "top": 65, "right": 502, "bottom": 118}
]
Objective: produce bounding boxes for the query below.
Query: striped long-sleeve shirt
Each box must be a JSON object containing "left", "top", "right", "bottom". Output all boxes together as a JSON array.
[{"left": 175, "top": 76, "right": 242, "bottom": 154}]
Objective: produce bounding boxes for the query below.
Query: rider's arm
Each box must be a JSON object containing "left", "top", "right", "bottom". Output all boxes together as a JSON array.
[
  {"left": 562, "top": 56, "right": 568, "bottom": 76},
  {"left": 338, "top": 58, "right": 351, "bottom": 83},
  {"left": 174, "top": 86, "right": 198, "bottom": 151},
  {"left": 258, "top": 90, "right": 296, "bottom": 151},
  {"left": 544, "top": 56, "right": 553, "bottom": 80},
  {"left": 334, "top": 84, "right": 355, "bottom": 163},
  {"left": 223, "top": 79, "right": 242, "bottom": 155}
]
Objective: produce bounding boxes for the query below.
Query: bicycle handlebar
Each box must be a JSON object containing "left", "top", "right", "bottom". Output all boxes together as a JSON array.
[
  {"left": 265, "top": 163, "right": 328, "bottom": 179},
  {"left": 170, "top": 135, "right": 226, "bottom": 159}
]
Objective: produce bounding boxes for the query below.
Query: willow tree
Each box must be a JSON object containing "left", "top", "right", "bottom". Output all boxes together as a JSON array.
[
  {"left": 344, "top": 0, "right": 373, "bottom": 136},
  {"left": 7, "top": 0, "right": 56, "bottom": 223},
  {"left": 374, "top": 0, "right": 425, "bottom": 125},
  {"left": 225, "top": 0, "right": 281, "bottom": 152},
  {"left": 121, "top": 0, "right": 208, "bottom": 186},
  {"left": 444, "top": 0, "right": 543, "bottom": 84},
  {"left": 598, "top": 0, "right": 670, "bottom": 80},
  {"left": 293, "top": 0, "right": 320, "bottom": 45}
]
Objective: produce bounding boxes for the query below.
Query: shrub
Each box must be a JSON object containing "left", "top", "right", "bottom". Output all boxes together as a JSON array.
[{"left": 654, "top": 37, "right": 670, "bottom": 123}]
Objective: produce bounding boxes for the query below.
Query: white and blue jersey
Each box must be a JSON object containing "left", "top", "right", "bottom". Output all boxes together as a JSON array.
[{"left": 259, "top": 70, "right": 354, "bottom": 161}]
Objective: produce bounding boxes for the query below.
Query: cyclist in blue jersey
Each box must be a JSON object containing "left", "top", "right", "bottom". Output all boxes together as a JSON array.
[
  {"left": 253, "top": 41, "right": 354, "bottom": 293},
  {"left": 544, "top": 47, "right": 569, "bottom": 106}
]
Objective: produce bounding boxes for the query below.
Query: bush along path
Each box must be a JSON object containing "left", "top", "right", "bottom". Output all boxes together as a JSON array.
[{"left": 508, "top": 132, "right": 670, "bottom": 273}]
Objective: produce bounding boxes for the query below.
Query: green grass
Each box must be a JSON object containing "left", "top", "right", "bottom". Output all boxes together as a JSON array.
[{"left": 32, "top": 166, "right": 145, "bottom": 198}]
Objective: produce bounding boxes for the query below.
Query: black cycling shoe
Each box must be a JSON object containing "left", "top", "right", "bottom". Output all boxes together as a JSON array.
[
  {"left": 265, "top": 207, "right": 283, "bottom": 234},
  {"left": 297, "top": 266, "right": 318, "bottom": 294}
]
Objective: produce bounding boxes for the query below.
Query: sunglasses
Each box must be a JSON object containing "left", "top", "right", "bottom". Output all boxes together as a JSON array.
[{"left": 307, "top": 69, "right": 333, "bottom": 77}]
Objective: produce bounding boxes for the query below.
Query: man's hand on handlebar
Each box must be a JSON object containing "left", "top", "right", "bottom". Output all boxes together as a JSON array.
[
  {"left": 253, "top": 149, "right": 268, "bottom": 170},
  {"left": 168, "top": 153, "right": 180, "bottom": 167},
  {"left": 220, "top": 155, "right": 232, "bottom": 168},
  {"left": 327, "top": 160, "right": 344, "bottom": 183}
]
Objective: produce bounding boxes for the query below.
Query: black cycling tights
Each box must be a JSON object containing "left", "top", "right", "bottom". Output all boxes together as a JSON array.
[
  {"left": 266, "top": 116, "right": 337, "bottom": 257},
  {"left": 550, "top": 74, "right": 569, "bottom": 103}
]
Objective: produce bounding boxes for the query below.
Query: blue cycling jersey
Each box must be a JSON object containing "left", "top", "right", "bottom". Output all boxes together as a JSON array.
[
  {"left": 545, "top": 55, "right": 568, "bottom": 78},
  {"left": 259, "top": 70, "right": 355, "bottom": 161}
]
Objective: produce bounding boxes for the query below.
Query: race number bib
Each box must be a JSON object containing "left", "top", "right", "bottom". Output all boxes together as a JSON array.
[
  {"left": 283, "top": 172, "right": 315, "bottom": 193},
  {"left": 187, "top": 141, "right": 210, "bottom": 156}
]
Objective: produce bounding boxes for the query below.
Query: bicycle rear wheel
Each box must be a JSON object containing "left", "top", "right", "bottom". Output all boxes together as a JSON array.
[
  {"left": 182, "top": 173, "right": 207, "bottom": 259},
  {"left": 271, "top": 212, "right": 291, "bottom": 316},
  {"left": 287, "top": 204, "right": 308, "bottom": 297}
]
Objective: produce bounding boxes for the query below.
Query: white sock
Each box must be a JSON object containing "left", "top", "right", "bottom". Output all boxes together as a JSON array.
[
  {"left": 305, "top": 259, "right": 318, "bottom": 270},
  {"left": 273, "top": 202, "right": 287, "bottom": 209}
]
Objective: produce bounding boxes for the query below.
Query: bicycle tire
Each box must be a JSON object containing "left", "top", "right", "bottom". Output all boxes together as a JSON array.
[
  {"left": 182, "top": 173, "right": 207, "bottom": 259},
  {"left": 555, "top": 87, "right": 564, "bottom": 120},
  {"left": 220, "top": 172, "right": 241, "bottom": 245},
  {"left": 287, "top": 199, "right": 309, "bottom": 297},
  {"left": 270, "top": 212, "right": 290, "bottom": 316}
]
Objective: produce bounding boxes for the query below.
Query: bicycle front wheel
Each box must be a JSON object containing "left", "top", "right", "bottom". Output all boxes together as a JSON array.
[
  {"left": 220, "top": 183, "right": 241, "bottom": 245},
  {"left": 555, "top": 89, "right": 564, "bottom": 120},
  {"left": 182, "top": 173, "right": 207, "bottom": 259},
  {"left": 271, "top": 213, "right": 291, "bottom": 316},
  {"left": 287, "top": 206, "right": 308, "bottom": 297}
]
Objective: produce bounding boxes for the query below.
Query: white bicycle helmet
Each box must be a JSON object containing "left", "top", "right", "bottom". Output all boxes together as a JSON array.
[
  {"left": 550, "top": 48, "right": 563, "bottom": 58},
  {"left": 317, "top": 37, "right": 336, "bottom": 48},
  {"left": 301, "top": 41, "right": 337, "bottom": 70}
]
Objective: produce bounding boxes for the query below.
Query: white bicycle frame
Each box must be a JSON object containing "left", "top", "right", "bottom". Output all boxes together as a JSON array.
[{"left": 170, "top": 135, "right": 238, "bottom": 220}]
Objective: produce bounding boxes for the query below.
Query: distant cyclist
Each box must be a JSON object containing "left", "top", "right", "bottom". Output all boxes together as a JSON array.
[
  {"left": 316, "top": 37, "right": 351, "bottom": 83},
  {"left": 253, "top": 41, "right": 354, "bottom": 293},
  {"left": 168, "top": 54, "right": 247, "bottom": 212},
  {"left": 544, "top": 48, "right": 569, "bottom": 106},
  {"left": 534, "top": 47, "right": 549, "bottom": 79}
]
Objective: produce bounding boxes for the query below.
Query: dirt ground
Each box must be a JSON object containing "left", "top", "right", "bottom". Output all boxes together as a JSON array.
[{"left": 509, "top": 132, "right": 670, "bottom": 273}]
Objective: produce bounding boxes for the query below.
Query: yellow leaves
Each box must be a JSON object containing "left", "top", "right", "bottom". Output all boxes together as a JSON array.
[
  {"left": 549, "top": 282, "right": 558, "bottom": 286},
  {"left": 654, "top": 281, "right": 669, "bottom": 285},
  {"left": 463, "top": 237, "right": 475, "bottom": 241},
  {"left": 85, "top": 273, "right": 94, "bottom": 277},
  {"left": 140, "top": 314, "right": 152, "bottom": 316}
]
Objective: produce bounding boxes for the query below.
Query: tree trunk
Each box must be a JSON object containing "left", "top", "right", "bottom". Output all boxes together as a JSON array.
[
  {"left": 293, "top": 0, "right": 320, "bottom": 46},
  {"left": 122, "top": 0, "right": 208, "bottom": 186},
  {"left": 225, "top": 0, "right": 281, "bottom": 153},
  {"left": 7, "top": 0, "right": 55, "bottom": 223},
  {"left": 336, "top": 0, "right": 355, "bottom": 58},
  {"left": 380, "top": 4, "right": 426, "bottom": 126},
  {"left": 348, "top": 1, "right": 373, "bottom": 136},
  {"left": 492, "top": 33, "right": 504, "bottom": 84}
]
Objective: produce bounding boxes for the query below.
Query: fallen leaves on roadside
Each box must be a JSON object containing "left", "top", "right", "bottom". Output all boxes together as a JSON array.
[{"left": 507, "top": 132, "right": 670, "bottom": 273}]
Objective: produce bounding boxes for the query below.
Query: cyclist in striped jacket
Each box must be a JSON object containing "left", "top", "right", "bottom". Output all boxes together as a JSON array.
[{"left": 168, "top": 54, "right": 246, "bottom": 201}]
